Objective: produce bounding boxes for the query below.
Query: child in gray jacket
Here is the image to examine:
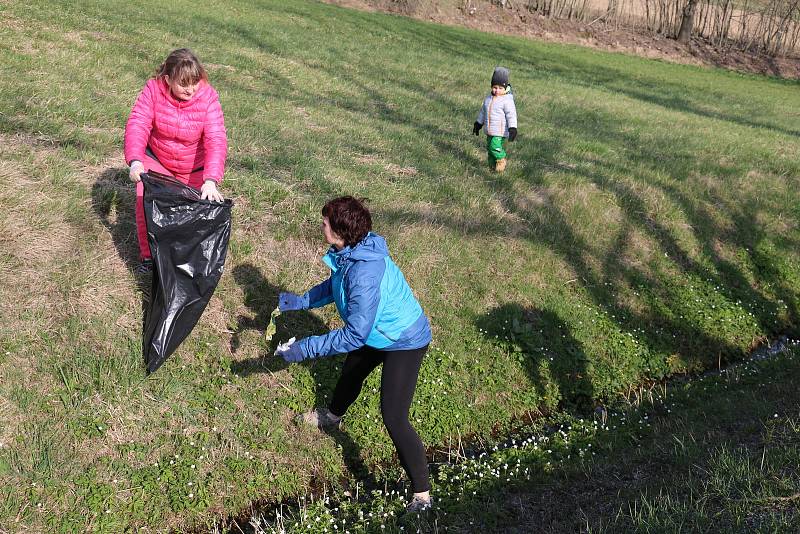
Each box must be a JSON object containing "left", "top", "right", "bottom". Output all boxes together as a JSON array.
[{"left": 473, "top": 67, "right": 518, "bottom": 172}]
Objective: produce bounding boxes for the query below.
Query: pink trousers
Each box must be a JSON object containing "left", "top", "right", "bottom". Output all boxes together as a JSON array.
[{"left": 135, "top": 154, "right": 205, "bottom": 260}]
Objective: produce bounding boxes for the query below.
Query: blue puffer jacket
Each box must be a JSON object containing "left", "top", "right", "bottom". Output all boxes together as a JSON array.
[{"left": 296, "top": 233, "right": 432, "bottom": 359}]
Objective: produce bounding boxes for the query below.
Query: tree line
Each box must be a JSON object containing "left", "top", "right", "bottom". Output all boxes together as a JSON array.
[{"left": 482, "top": 0, "right": 800, "bottom": 55}]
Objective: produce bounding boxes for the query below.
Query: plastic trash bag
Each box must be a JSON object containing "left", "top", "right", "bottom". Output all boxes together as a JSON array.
[{"left": 141, "top": 172, "right": 233, "bottom": 374}]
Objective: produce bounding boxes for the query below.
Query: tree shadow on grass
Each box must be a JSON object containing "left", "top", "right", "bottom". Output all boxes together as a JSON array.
[
  {"left": 228, "top": 263, "right": 380, "bottom": 491},
  {"left": 541, "top": 104, "right": 800, "bottom": 343},
  {"left": 377, "top": 94, "right": 795, "bottom": 373},
  {"left": 322, "top": 425, "right": 382, "bottom": 495},
  {"left": 477, "top": 303, "right": 594, "bottom": 412},
  {"left": 197, "top": 0, "right": 798, "bottom": 473},
  {"left": 425, "top": 355, "right": 800, "bottom": 533},
  {"left": 228, "top": 263, "right": 328, "bottom": 363},
  {"left": 285, "top": 1, "right": 799, "bottom": 138}
]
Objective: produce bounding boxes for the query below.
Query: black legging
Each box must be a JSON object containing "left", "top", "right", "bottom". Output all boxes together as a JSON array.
[{"left": 328, "top": 344, "right": 430, "bottom": 493}]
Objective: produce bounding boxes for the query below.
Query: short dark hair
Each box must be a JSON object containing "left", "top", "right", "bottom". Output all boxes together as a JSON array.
[{"left": 322, "top": 196, "right": 372, "bottom": 247}]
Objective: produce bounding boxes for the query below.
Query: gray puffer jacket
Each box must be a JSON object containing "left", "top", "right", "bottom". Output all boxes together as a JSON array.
[{"left": 476, "top": 89, "right": 517, "bottom": 138}]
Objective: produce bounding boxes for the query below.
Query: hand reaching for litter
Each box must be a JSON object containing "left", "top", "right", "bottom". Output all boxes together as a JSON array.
[
  {"left": 274, "top": 337, "right": 296, "bottom": 356},
  {"left": 275, "top": 337, "right": 305, "bottom": 363}
]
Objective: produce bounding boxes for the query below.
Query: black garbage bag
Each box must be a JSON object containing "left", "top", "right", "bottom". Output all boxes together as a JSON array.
[{"left": 142, "top": 172, "right": 233, "bottom": 374}]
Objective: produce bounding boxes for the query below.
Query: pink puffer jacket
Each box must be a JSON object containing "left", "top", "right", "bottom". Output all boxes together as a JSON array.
[{"left": 124, "top": 78, "right": 227, "bottom": 181}]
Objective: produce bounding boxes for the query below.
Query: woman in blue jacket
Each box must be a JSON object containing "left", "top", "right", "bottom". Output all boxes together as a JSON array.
[{"left": 276, "top": 196, "right": 433, "bottom": 512}]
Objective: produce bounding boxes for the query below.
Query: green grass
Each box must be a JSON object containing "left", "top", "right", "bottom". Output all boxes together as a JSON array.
[
  {"left": 248, "top": 347, "right": 800, "bottom": 532},
  {"left": 441, "top": 348, "right": 800, "bottom": 533},
  {"left": 0, "top": 0, "right": 799, "bottom": 531}
]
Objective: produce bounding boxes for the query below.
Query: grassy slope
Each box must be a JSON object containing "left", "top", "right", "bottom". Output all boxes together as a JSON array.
[
  {"left": 436, "top": 350, "right": 800, "bottom": 533},
  {"left": 0, "top": 0, "right": 799, "bottom": 530},
  {"left": 251, "top": 349, "right": 800, "bottom": 533}
]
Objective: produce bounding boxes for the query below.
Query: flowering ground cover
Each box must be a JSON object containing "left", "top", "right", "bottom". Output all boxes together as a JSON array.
[
  {"left": 246, "top": 345, "right": 800, "bottom": 532},
  {"left": 0, "top": 0, "right": 799, "bottom": 531}
]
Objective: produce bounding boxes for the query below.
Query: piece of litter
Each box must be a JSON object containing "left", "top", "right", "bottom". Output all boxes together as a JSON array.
[{"left": 263, "top": 305, "right": 281, "bottom": 343}]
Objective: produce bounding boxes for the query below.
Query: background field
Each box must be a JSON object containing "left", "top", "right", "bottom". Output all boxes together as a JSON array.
[{"left": 0, "top": 0, "right": 799, "bottom": 531}]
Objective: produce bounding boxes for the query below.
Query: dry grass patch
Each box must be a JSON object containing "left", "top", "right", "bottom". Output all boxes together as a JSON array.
[
  {"left": 551, "top": 181, "right": 624, "bottom": 252},
  {"left": 0, "top": 392, "right": 20, "bottom": 451},
  {"left": 293, "top": 107, "right": 327, "bottom": 132},
  {"left": 487, "top": 195, "right": 528, "bottom": 237},
  {"left": 388, "top": 225, "right": 447, "bottom": 299},
  {"left": 355, "top": 153, "right": 418, "bottom": 178},
  {"left": 393, "top": 200, "right": 442, "bottom": 228},
  {"left": 754, "top": 209, "right": 798, "bottom": 238},
  {"left": 201, "top": 295, "right": 235, "bottom": 338},
  {"left": 249, "top": 234, "right": 325, "bottom": 284},
  {"left": 511, "top": 184, "right": 550, "bottom": 212},
  {"left": 618, "top": 225, "right": 656, "bottom": 270},
  {"left": 384, "top": 162, "right": 417, "bottom": 177},
  {"left": 0, "top": 142, "right": 82, "bottom": 333}
]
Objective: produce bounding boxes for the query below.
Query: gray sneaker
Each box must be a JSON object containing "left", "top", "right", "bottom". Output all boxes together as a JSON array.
[
  {"left": 405, "top": 495, "right": 433, "bottom": 513},
  {"left": 294, "top": 408, "right": 341, "bottom": 430}
]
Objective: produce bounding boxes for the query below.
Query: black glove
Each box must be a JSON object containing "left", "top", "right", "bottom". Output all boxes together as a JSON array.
[
  {"left": 508, "top": 127, "right": 517, "bottom": 142},
  {"left": 472, "top": 122, "right": 482, "bottom": 136}
]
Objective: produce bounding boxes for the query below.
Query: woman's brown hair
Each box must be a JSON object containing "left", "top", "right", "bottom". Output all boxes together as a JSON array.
[{"left": 322, "top": 196, "right": 372, "bottom": 247}]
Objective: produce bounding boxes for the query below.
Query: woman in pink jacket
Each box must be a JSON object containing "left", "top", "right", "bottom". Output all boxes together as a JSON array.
[{"left": 124, "top": 48, "right": 228, "bottom": 273}]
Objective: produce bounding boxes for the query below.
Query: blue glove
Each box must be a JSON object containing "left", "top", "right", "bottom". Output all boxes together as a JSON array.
[
  {"left": 278, "top": 341, "right": 307, "bottom": 363},
  {"left": 279, "top": 291, "right": 307, "bottom": 312}
]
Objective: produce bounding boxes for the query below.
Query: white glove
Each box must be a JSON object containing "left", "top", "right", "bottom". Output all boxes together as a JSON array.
[
  {"left": 129, "top": 160, "right": 145, "bottom": 182},
  {"left": 200, "top": 180, "right": 224, "bottom": 202},
  {"left": 274, "top": 337, "right": 296, "bottom": 357}
]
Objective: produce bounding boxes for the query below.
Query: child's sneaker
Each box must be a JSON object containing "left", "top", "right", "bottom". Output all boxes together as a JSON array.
[
  {"left": 495, "top": 158, "right": 507, "bottom": 172},
  {"left": 405, "top": 495, "right": 433, "bottom": 513},
  {"left": 294, "top": 408, "right": 341, "bottom": 430},
  {"left": 135, "top": 259, "right": 153, "bottom": 274}
]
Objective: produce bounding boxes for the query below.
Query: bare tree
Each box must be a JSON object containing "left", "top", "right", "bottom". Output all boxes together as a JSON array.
[
  {"left": 677, "top": 0, "right": 699, "bottom": 42},
  {"left": 522, "top": 0, "right": 800, "bottom": 55}
]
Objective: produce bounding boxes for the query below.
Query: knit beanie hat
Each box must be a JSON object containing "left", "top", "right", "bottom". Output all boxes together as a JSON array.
[{"left": 491, "top": 66, "right": 510, "bottom": 88}]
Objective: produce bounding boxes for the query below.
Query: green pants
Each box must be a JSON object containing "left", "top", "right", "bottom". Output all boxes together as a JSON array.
[{"left": 487, "top": 135, "right": 507, "bottom": 163}]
